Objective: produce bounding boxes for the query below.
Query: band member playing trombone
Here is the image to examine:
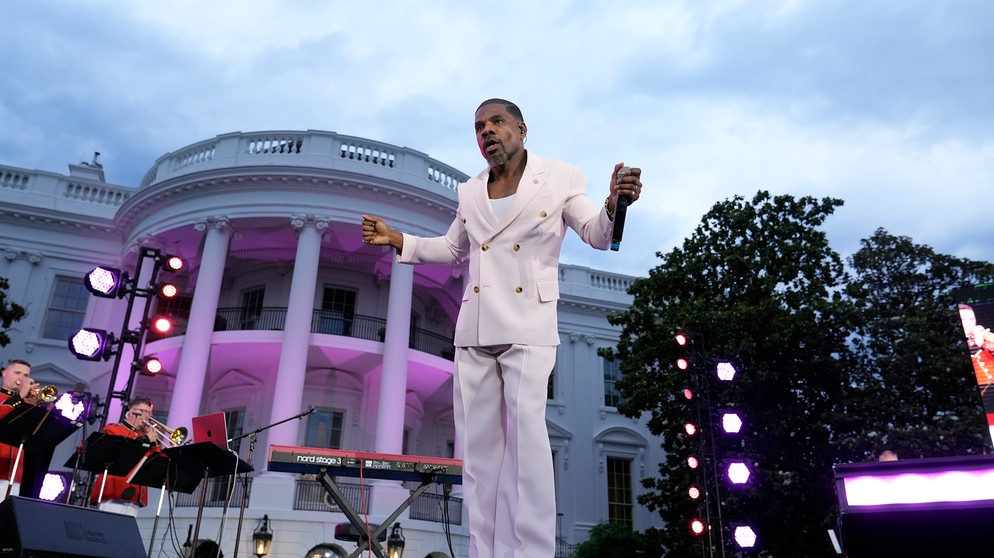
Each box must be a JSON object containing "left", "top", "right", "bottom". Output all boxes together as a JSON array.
[
  {"left": 89, "top": 396, "right": 161, "bottom": 516},
  {"left": 0, "top": 359, "right": 37, "bottom": 500}
]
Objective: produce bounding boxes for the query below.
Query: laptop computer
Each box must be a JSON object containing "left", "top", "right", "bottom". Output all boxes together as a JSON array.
[{"left": 191, "top": 412, "right": 229, "bottom": 450}]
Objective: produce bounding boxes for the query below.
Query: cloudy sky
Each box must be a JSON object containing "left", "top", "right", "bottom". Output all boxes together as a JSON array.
[{"left": 2, "top": 1, "right": 992, "bottom": 278}]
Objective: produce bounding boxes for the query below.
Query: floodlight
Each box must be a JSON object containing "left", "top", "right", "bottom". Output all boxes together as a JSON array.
[
  {"left": 726, "top": 460, "right": 752, "bottom": 485},
  {"left": 716, "top": 361, "right": 737, "bottom": 381},
  {"left": 690, "top": 519, "right": 706, "bottom": 535},
  {"left": 54, "top": 392, "right": 85, "bottom": 421},
  {"left": 682, "top": 387, "right": 694, "bottom": 400},
  {"left": 40, "top": 472, "right": 72, "bottom": 502},
  {"left": 159, "top": 283, "right": 179, "bottom": 298},
  {"left": 721, "top": 411, "right": 743, "bottom": 434},
  {"left": 68, "top": 328, "right": 117, "bottom": 361},
  {"left": 158, "top": 254, "right": 184, "bottom": 272},
  {"left": 676, "top": 358, "right": 690, "bottom": 370},
  {"left": 84, "top": 266, "right": 126, "bottom": 298},
  {"left": 135, "top": 356, "right": 163, "bottom": 376},
  {"left": 687, "top": 456, "right": 700, "bottom": 469},
  {"left": 731, "top": 524, "right": 758, "bottom": 549},
  {"left": 149, "top": 316, "right": 172, "bottom": 335},
  {"left": 684, "top": 422, "right": 697, "bottom": 436},
  {"left": 688, "top": 486, "right": 701, "bottom": 500},
  {"left": 675, "top": 333, "right": 688, "bottom": 346}
]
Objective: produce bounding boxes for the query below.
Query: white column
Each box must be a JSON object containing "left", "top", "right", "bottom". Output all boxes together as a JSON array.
[
  {"left": 266, "top": 215, "right": 326, "bottom": 447},
  {"left": 374, "top": 258, "right": 414, "bottom": 455},
  {"left": 166, "top": 218, "right": 232, "bottom": 427},
  {"left": 252, "top": 216, "right": 325, "bottom": 510}
]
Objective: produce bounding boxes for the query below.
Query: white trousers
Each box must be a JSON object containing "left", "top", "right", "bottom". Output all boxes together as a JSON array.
[
  {"left": 0, "top": 480, "right": 19, "bottom": 502},
  {"left": 455, "top": 344, "right": 557, "bottom": 558}
]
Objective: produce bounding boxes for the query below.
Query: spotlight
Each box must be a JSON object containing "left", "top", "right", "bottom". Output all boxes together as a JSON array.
[
  {"left": 688, "top": 486, "right": 701, "bottom": 500},
  {"left": 68, "top": 328, "right": 117, "bottom": 361},
  {"left": 731, "top": 523, "right": 758, "bottom": 549},
  {"left": 40, "top": 472, "right": 72, "bottom": 502},
  {"left": 684, "top": 422, "right": 697, "bottom": 436},
  {"left": 83, "top": 266, "right": 128, "bottom": 298},
  {"left": 148, "top": 316, "right": 172, "bottom": 335},
  {"left": 675, "top": 333, "right": 688, "bottom": 346},
  {"left": 716, "top": 361, "right": 737, "bottom": 381},
  {"left": 158, "top": 254, "right": 184, "bottom": 272},
  {"left": 54, "top": 392, "right": 86, "bottom": 421},
  {"left": 720, "top": 411, "right": 743, "bottom": 434},
  {"left": 687, "top": 456, "right": 700, "bottom": 469},
  {"left": 690, "top": 519, "right": 706, "bottom": 535},
  {"left": 134, "top": 356, "right": 163, "bottom": 377},
  {"left": 159, "top": 283, "right": 179, "bottom": 298},
  {"left": 682, "top": 387, "right": 694, "bottom": 400},
  {"left": 725, "top": 460, "right": 752, "bottom": 485}
]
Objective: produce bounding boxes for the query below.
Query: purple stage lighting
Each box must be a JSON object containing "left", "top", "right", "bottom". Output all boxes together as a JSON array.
[
  {"left": 54, "top": 392, "right": 85, "bottom": 421},
  {"left": 721, "top": 411, "right": 743, "bottom": 434},
  {"left": 726, "top": 461, "right": 751, "bottom": 484},
  {"left": 716, "top": 361, "right": 737, "bottom": 381},
  {"left": 68, "top": 328, "right": 112, "bottom": 361},
  {"left": 40, "top": 472, "right": 71, "bottom": 502},
  {"left": 83, "top": 266, "right": 123, "bottom": 298},
  {"left": 732, "top": 524, "right": 757, "bottom": 549}
]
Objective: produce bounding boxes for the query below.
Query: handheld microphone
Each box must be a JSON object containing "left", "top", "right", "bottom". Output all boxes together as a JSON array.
[{"left": 610, "top": 166, "right": 631, "bottom": 251}]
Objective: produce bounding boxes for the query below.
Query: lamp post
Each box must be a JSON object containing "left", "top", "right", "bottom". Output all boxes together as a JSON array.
[
  {"left": 253, "top": 514, "right": 273, "bottom": 557},
  {"left": 387, "top": 522, "right": 405, "bottom": 558}
]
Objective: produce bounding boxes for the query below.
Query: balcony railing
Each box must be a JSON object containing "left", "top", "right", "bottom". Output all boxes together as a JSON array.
[
  {"left": 197, "top": 307, "right": 455, "bottom": 360},
  {"left": 175, "top": 476, "right": 250, "bottom": 508}
]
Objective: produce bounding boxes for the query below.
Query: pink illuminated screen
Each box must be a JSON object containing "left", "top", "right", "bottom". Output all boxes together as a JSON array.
[{"left": 843, "top": 468, "right": 994, "bottom": 506}]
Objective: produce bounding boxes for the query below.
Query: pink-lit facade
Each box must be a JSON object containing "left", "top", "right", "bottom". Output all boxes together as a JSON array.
[{"left": 0, "top": 130, "right": 662, "bottom": 557}]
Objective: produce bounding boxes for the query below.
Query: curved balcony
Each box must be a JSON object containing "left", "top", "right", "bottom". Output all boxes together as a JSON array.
[{"left": 156, "top": 307, "right": 455, "bottom": 361}]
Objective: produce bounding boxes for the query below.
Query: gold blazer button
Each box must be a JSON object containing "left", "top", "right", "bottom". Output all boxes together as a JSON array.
[
  {"left": 515, "top": 286, "right": 523, "bottom": 293},
  {"left": 481, "top": 243, "right": 489, "bottom": 251},
  {"left": 513, "top": 244, "right": 520, "bottom": 251},
  {"left": 539, "top": 211, "right": 547, "bottom": 218},
  {"left": 474, "top": 286, "right": 480, "bottom": 293}
]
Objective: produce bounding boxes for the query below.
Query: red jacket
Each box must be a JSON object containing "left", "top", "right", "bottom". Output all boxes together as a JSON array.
[
  {"left": 0, "top": 391, "right": 25, "bottom": 483},
  {"left": 89, "top": 422, "right": 159, "bottom": 506}
]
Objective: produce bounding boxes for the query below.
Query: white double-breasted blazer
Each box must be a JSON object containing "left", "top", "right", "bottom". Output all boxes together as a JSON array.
[{"left": 399, "top": 152, "right": 613, "bottom": 347}]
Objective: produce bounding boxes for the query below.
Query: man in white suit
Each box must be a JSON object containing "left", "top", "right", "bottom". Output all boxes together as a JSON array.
[{"left": 362, "top": 98, "right": 642, "bottom": 558}]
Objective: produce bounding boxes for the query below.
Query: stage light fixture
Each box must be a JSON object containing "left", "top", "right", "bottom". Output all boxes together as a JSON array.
[
  {"left": 83, "top": 266, "right": 128, "bottom": 298},
  {"left": 682, "top": 387, "right": 694, "bottom": 400},
  {"left": 716, "top": 361, "right": 737, "bottom": 381},
  {"left": 158, "top": 254, "right": 184, "bottom": 272},
  {"left": 684, "top": 422, "right": 697, "bottom": 436},
  {"left": 675, "top": 333, "right": 688, "bottom": 346},
  {"left": 690, "top": 519, "right": 706, "bottom": 535},
  {"left": 149, "top": 316, "right": 173, "bottom": 335},
  {"left": 687, "top": 456, "right": 700, "bottom": 469},
  {"left": 726, "top": 460, "right": 752, "bottom": 485},
  {"left": 54, "top": 392, "right": 85, "bottom": 421},
  {"left": 731, "top": 524, "right": 758, "bottom": 549},
  {"left": 159, "top": 283, "right": 179, "bottom": 298},
  {"left": 40, "top": 472, "right": 72, "bottom": 502},
  {"left": 688, "top": 486, "right": 701, "bottom": 500},
  {"left": 721, "top": 411, "right": 743, "bottom": 434},
  {"left": 68, "top": 328, "right": 117, "bottom": 361},
  {"left": 135, "top": 355, "right": 163, "bottom": 377}
]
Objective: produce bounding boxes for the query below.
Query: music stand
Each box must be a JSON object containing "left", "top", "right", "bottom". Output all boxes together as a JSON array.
[
  {"left": 164, "top": 442, "right": 252, "bottom": 558},
  {"left": 62, "top": 432, "right": 150, "bottom": 504},
  {"left": 128, "top": 450, "right": 197, "bottom": 558},
  {"left": 0, "top": 404, "right": 81, "bottom": 499}
]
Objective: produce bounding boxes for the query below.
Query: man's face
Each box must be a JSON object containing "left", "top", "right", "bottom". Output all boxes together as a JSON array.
[
  {"left": 475, "top": 103, "right": 524, "bottom": 167},
  {"left": 127, "top": 403, "right": 153, "bottom": 427},
  {"left": 1, "top": 362, "right": 31, "bottom": 391}
]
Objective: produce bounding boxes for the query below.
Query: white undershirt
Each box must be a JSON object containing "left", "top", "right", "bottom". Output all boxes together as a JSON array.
[{"left": 490, "top": 194, "right": 515, "bottom": 220}]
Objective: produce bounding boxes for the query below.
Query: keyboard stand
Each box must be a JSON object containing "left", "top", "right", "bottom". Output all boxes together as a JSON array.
[{"left": 318, "top": 469, "right": 442, "bottom": 558}]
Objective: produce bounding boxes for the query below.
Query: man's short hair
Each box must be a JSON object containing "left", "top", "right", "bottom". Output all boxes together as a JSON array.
[
  {"left": 3, "top": 359, "right": 31, "bottom": 370},
  {"left": 130, "top": 396, "right": 154, "bottom": 409},
  {"left": 477, "top": 98, "right": 524, "bottom": 122}
]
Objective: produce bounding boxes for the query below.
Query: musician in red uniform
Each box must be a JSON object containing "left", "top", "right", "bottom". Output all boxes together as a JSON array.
[
  {"left": 89, "top": 396, "right": 159, "bottom": 516},
  {"left": 0, "top": 359, "right": 37, "bottom": 501}
]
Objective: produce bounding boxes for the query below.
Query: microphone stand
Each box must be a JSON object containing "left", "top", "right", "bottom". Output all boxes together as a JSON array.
[{"left": 228, "top": 407, "right": 315, "bottom": 558}]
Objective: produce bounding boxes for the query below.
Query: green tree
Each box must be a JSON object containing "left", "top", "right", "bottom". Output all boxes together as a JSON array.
[
  {"left": 573, "top": 523, "right": 645, "bottom": 558},
  {"left": 0, "top": 276, "right": 26, "bottom": 347},
  {"left": 605, "top": 191, "right": 857, "bottom": 557},
  {"left": 837, "top": 228, "right": 994, "bottom": 459}
]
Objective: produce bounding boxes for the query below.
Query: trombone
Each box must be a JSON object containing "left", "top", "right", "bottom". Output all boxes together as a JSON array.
[
  {"left": 144, "top": 417, "right": 188, "bottom": 447},
  {"left": 29, "top": 384, "right": 59, "bottom": 404}
]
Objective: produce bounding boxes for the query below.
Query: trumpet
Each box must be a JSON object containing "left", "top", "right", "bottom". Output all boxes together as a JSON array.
[
  {"left": 29, "top": 384, "right": 58, "bottom": 404},
  {"left": 144, "top": 417, "right": 188, "bottom": 447}
]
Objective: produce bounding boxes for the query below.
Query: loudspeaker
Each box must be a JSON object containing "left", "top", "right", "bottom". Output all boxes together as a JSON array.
[{"left": 0, "top": 496, "right": 146, "bottom": 557}]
